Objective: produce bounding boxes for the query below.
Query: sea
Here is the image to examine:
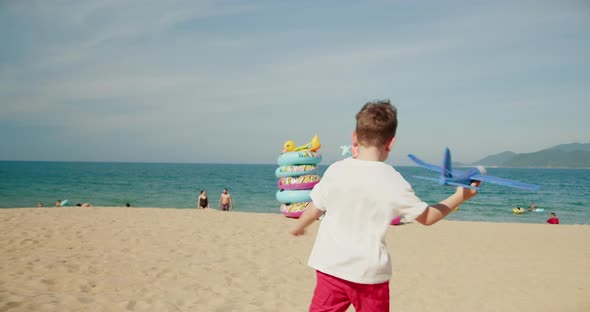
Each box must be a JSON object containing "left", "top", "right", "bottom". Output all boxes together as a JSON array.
[{"left": 0, "top": 161, "right": 588, "bottom": 225}]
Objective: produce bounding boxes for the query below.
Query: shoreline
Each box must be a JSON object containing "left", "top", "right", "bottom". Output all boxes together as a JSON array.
[
  {"left": 2, "top": 206, "right": 588, "bottom": 226},
  {"left": 3, "top": 159, "right": 590, "bottom": 169}
]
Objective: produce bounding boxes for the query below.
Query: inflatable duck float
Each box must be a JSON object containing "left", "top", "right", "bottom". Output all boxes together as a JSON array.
[{"left": 282, "top": 134, "right": 321, "bottom": 153}]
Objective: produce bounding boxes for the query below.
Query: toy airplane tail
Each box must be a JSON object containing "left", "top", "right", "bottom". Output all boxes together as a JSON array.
[{"left": 443, "top": 148, "right": 452, "bottom": 178}]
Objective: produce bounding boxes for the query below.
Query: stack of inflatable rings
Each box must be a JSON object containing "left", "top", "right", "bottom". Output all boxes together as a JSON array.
[{"left": 275, "top": 150, "right": 322, "bottom": 218}]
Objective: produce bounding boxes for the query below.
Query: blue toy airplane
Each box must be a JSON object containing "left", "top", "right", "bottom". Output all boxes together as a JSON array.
[{"left": 408, "top": 148, "right": 540, "bottom": 191}]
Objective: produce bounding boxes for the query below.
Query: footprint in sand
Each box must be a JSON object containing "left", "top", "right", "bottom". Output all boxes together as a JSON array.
[
  {"left": 67, "top": 263, "right": 80, "bottom": 273},
  {"left": 19, "top": 238, "right": 33, "bottom": 246},
  {"left": 3, "top": 301, "right": 22, "bottom": 310},
  {"left": 87, "top": 265, "right": 98, "bottom": 274},
  {"left": 80, "top": 280, "right": 97, "bottom": 293},
  {"left": 77, "top": 297, "right": 94, "bottom": 304},
  {"left": 40, "top": 278, "right": 54, "bottom": 284},
  {"left": 126, "top": 300, "right": 137, "bottom": 310}
]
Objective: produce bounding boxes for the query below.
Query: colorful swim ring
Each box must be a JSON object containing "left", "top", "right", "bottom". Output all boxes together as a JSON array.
[
  {"left": 278, "top": 174, "right": 320, "bottom": 190},
  {"left": 275, "top": 165, "right": 318, "bottom": 178},
  {"left": 276, "top": 189, "right": 312, "bottom": 204},
  {"left": 280, "top": 202, "right": 310, "bottom": 218},
  {"left": 277, "top": 151, "right": 322, "bottom": 167}
]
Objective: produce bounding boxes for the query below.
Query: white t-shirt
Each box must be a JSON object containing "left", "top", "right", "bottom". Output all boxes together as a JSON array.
[{"left": 308, "top": 158, "right": 428, "bottom": 284}]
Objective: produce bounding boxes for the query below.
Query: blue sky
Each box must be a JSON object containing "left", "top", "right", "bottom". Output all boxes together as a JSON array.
[{"left": 1, "top": 0, "right": 588, "bottom": 165}]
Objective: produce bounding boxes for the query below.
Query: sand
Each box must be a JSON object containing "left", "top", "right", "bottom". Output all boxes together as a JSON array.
[{"left": 0, "top": 207, "right": 588, "bottom": 312}]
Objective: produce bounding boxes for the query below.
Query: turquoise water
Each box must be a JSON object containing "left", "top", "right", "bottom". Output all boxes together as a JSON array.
[{"left": 0, "top": 161, "right": 588, "bottom": 225}]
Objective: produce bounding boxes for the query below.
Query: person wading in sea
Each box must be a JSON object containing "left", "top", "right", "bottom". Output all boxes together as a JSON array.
[{"left": 218, "top": 188, "right": 233, "bottom": 211}]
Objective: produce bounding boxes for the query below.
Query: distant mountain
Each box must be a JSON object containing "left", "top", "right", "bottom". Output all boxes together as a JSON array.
[
  {"left": 472, "top": 143, "right": 590, "bottom": 168},
  {"left": 502, "top": 149, "right": 590, "bottom": 168},
  {"left": 473, "top": 151, "right": 516, "bottom": 166},
  {"left": 549, "top": 143, "right": 590, "bottom": 152}
]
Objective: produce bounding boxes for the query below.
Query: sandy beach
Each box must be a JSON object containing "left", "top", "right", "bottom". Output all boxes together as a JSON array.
[{"left": 1, "top": 207, "right": 588, "bottom": 312}]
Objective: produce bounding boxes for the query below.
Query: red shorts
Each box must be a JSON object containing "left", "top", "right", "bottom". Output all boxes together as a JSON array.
[{"left": 310, "top": 270, "right": 390, "bottom": 312}]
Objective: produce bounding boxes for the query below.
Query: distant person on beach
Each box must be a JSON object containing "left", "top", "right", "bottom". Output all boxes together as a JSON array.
[
  {"left": 547, "top": 212, "right": 559, "bottom": 224},
  {"left": 528, "top": 201, "right": 536, "bottom": 212},
  {"left": 126, "top": 203, "right": 131, "bottom": 207},
  {"left": 76, "top": 203, "right": 92, "bottom": 207},
  {"left": 37, "top": 202, "right": 43, "bottom": 207},
  {"left": 218, "top": 188, "right": 233, "bottom": 211},
  {"left": 290, "top": 100, "right": 479, "bottom": 311},
  {"left": 55, "top": 200, "right": 61, "bottom": 207},
  {"left": 198, "top": 190, "right": 209, "bottom": 209}
]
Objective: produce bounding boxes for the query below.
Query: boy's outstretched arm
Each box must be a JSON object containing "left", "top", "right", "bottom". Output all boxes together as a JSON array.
[
  {"left": 415, "top": 181, "right": 480, "bottom": 226},
  {"left": 290, "top": 203, "right": 324, "bottom": 236}
]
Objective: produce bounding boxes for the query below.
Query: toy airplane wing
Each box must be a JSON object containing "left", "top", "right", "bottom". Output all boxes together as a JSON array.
[
  {"left": 407, "top": 154, "right": 463, "bottom": 176},
  {"left": 471, "top": 174, "right": 540, "bottom": 191},
  {"left": 412, "top": 175, "right": 480, "bottom": 190},
  {"left": 408, "top": 154, "right": 443, "bottom": 172},
  {"left": 444, "top": 181, "right": 480, "bottom": 190}
]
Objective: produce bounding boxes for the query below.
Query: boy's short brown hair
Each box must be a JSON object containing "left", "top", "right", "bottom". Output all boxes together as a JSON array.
[{"left": 355, "top": 99, "right": 397, "bottom": 147}]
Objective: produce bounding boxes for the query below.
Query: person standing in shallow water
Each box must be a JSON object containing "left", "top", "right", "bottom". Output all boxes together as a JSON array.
[
  {"left": 218, "top": 188, "right": 233, "bottom": 211},
  {"left": 198, "top": 190, "right": 209, "bottom": 209},
  {"left": 547, "top": 212, "right": 559, "bottom": 224},
  {"left": 528, "top": 201, "right": 536, "bottom": 212}
]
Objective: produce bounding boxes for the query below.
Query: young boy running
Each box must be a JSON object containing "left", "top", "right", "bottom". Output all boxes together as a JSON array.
[{"left": 291, "top": 100, "right": 479, "bottom": 312}]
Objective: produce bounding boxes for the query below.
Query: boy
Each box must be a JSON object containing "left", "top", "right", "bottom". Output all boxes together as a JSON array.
[
  {"left": 290, "top": 100, "right": 479, "bottom": 311},
  {"left": 546, "top": 212, "right": 559, "bottom": 224}
]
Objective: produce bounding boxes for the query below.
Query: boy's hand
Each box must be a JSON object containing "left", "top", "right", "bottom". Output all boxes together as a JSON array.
[
  {"left": 456, "top": 181, "right": 480, "bottom": 201},
  {"left": 290, "top": 226, "right": 305, "bottom": 236},
  {"left": 416, "top": 181, "right": 481, "bottom": 226},
  {"left": 289, "top": 203, "right": 324, "bottom": 237}
]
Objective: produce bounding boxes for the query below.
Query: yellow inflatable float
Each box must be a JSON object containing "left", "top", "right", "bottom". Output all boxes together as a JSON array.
[{"left": 512, "top": 207, "right": 525, "bottom": 214}]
